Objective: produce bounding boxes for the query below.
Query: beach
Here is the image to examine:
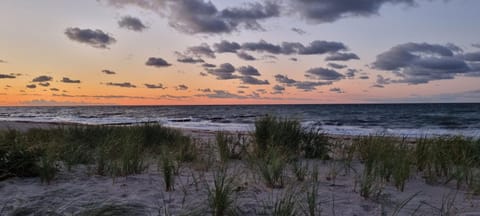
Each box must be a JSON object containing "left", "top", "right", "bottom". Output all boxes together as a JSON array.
[{"left": 1, "top": 120, "right": 480, "bottom": 215}]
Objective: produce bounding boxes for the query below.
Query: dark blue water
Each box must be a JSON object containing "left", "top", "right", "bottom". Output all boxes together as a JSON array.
[{"left": 0, "top": 104, "right": 479, "bottom": 137}]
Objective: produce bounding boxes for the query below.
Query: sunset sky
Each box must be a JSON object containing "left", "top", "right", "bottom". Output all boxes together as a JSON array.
[{"left": 1, "top": 0, "right": 480, "bottom": 106}]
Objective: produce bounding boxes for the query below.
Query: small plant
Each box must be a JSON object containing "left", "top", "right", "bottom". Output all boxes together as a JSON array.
[
  {"left": 38, "top": 145, "right": 58, "bottom": 184},
  {"left": 359, "top": 172, "right": 383, "bottom": 200},
  {"left": 256, "top": 148, "right": 288, "bottom": 188},
  {"left": 207, "top": 166, "right": 236, "bottom": 216},
  {"left": 271, "top": 191, "right": 299, "bottom": 216},
  {"left": 302, "top": 128, "right": 330, "bottom": 159},
  {"left": 254, "top": 115, "right": 302, "bottom": 157},
  {"left": 292, "top": 160, "right": 308, "bottom": 182},
  {"left": 161, "top": 154, "right": 175, "bottom": 191},
  {"left": 303, "top": 169, "right": 321, "bottom": 216}
]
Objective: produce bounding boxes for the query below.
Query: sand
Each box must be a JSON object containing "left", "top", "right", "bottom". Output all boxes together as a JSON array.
[{"left": 1, "top": 121, "right": 480, "bottom": 215}]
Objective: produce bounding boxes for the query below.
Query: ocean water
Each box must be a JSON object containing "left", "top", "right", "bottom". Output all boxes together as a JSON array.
[{"left": 0, "top": 103, "right": 479, "bottom": 137}]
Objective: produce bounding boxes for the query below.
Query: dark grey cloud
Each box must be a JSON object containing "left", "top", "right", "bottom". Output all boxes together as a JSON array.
[
  {"left": 207, "top": 63, "right": 239, "bottom": 80},
  {"left": 105, "top": 0, "right": 279, "bottom": 34},
  {"left": 346, "top": 69, "right": 358, "bottom": 78},
  {"left": 238, "top": 85, "right": 249, "bottom": 89},
  {"left": 0, "top": 74, "right": 15, "bottom": 79},
  {"left": 299, "top": 41, "right": 347, "bottom": 55},
  {"left": 325, "top": 52, "right": 360, "bottom": 61},
  {"left": 102, "top": 69, "right": 116, "bottom": 75},
  {"left": 145, "top": 83, "right": 166, "bottom": 89},
  {"left": 375, "top": 75, "right": 391, "bottom": 85},
  {"left": 237, "top": 52, "right": 256, "bottom": 61},
  {"left": 61, "top": 77, "right": 81, "bottom": 84},
  {"left": 32, "top": 75, "right": 53, "bottom": 82},
  {"left": 291, "top": 27, "right": 306, "bottom": 35},
  {"left": 373, "top": 42, "right": 473, "bottom": 84},
  {"left": 464, "top": 52, "right": 480, "bottom": 62},
  {"left": 241, "top": 40, "right": 351, "bottom": 56},
  {"left": 50, "top": 88, "right": 60, "bottom": 92},
  {"left": 177, "top": 56, "right": 205, "bottom": 64},
  {"left": 289, "top": 57, "right": 298, "bottom": 62},
  {"left": 118, "top": 16, "right": 148, "bottom": 32},
  {"left": 294, "top": 81, "right": 332, "bottom": 91},
  {"left": 237, "top": 90, "right": 245, "bottom": 94},
  {"left": 146, "top": 57, "right": 172, "bottom": 67},
  {"left": 198, "top": 88, "right": 211, "bottom": 93},
  {"left": 473, "top": 44, "right": 480, "bottom": 49},
  {"left": 26, "top": 84, "right": 36, "bottom": 89},
  {"left": 240, "top": 76, "right": 269, "bottom": 85},
  {"left": 202, "top": 63, "right": 216, "bottom": 68},
  {"left": 242, "top": 40, "right": 283, "bottom": 54},
  {"left": 330, "top": 87, "right": 344, "bottom": 93},
  {"left": 187, "top": 44, "right": 215, "bottom": 58},
  {"left": 237, "top": 65, "right": 260, "bottom": 76},
  {"left": 272, "top": 84, "right": 285, "bottom": 94},
  {"left": 306, "top": 67, "right": 345, "bottom": 80},
  {"left": 288, "top": 0, "right": 416, "bottom": 23},
  {"left": 65, "top": 27, "right": 116, "bottom": 49},
  {"left": 327, "top": 63, "right": 347, "bottom": 69},
  {"left": 38, "top": 82, "right": 50, "bottom": 87},
  {"left": 175, "top": 84, "right": 189, "bottom": 91},
  {"left": 106, "top": 82, "right": 137, "bottom": 88},
  {"left": 200, "top": 72, "right": 208, "bottom": 76},
  {"left": 372, "top": 84, "right": 385, "bottom": 88},
  {"left": 213, "top": 40, "right": 241, "bottom": 53},
  {"left": 197, "top": 90, "right": 247, "bottom": 99},
  {"left": 359, "top": 75, "right": 370, "bottom": 80},
  {"left": 275, "top": 74, "right": 296, "bottom": 84}
]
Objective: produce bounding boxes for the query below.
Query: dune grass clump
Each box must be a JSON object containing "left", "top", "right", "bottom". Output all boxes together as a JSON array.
[
  {"left": 215, "top": 131, "right": 248, "bottom": 162},
  {"left": 255, "top": 148, "right": 288, "bottom": 188},
  {"left": 415, "top": 135, "right": 480, "bottom": 189},
  {"left": 354, "top": 135, "right": 413, "bottom": 192},
  {"left": 207, "top": 166, "right": 237, "bottom": 216},
  {"left": 302, "top": 128, "right": 330, "bottom": 160},
  {"left": 254, "top": 115, "right": 302, "bottom": 157},
  {"left": 161, "top": 154, "right": 175, "bottom": 192},
  {"left": 0, "top": 130, "right": 41, "bottom": 179}
]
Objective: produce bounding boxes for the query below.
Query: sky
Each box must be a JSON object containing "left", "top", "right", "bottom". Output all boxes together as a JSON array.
[{"left": 1, "top": 0, "right": 480, "bottom": 106}]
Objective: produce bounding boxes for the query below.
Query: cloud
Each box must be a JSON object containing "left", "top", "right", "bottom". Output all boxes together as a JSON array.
[
  {"left": 106, "top": 82, "right": 137, "bottom": 88},
  {"left": 373, "top": 42, "right": 473, "bottom": 84},
  {"left": 26, "top": 84, "right": 37, "bottom": 89},
  {"left": 118, "top": 16, "right": 148, "bottom": 31},
  {"left": 289, "top": 57, "right": 298, "bottom": 62},
  {"left": 294, "top": 81, "right": 332, "bottom": 91},
  {"left": 145, "top": 83, "right": 166, "bottom": 89},
  {"left": 175, "top": 84, "right": 188, "bottom": 91},
  {"left": 102, "top": 0, "right": 279, "bottom": 34},
  {"left": 272, "top": 84, "right": 285, "bottom": 94},
  {"left": 32, "top": 75, "right": 53, "bottom": 82},
  {"left": 327, "top": 63, "right": 347, "bottom": 69},
  {"left": 275, "top": 74, "right": 297, "bottom": 84},
  {"left": 177, "top": 56, "right": 205, "bottom": 64},
  {"left": 202, "top": 63, "right": 216, "bottom": 68},
  {"left": 20, "top": 99, "right": 106, "bottom": 106},
  {"left": 65, "top": 27, "right": 116, "bottom": 49},
  {"left": 291, "top": 27, "right": 306, "bottom": 35},
  {"left": 50, "top": 88, "right": 60, "bottom": 91},
  {"left": 359, "top": 75, "right": 370, "bottom": 80},
  {"left": 197, "top": 90, "right": 247, "bottom": 99},
  {"left": 186, "top": 44, "right": 215, "bottom": 58},
  {"left": 199, "top": 72, "right": 208, "bottom": 76},
  {"left": 146, "top": 57, "right": 172, "bottom": 67},
  {"left": 61, "top": 77, "right": 81, "bottom": 84},
  {"left": 325, "top": 52, "right": 360, "bottom": 61},
  {"left": 38, "top": 82, "right": 50, "bottom": 87},
  {"left": 0, "top": 74, "right": 16, "bottom": 79},
  {"left": 0, "top": 59, "right": 6, "bottom": 63},
  {"left": 241, "top": 40, "right": 350, "bottom": 56},
  {"left": 305, "top": 67, "right": 345, "bottom": 80},
  {"left": 240, "top": 76, "right": 269, "bottom": 85},
  {"left": 237, "top": 65, "right": 260, "bottom": 76},
  {"left": 346, "top": 69, "right": 357, "bottom": 78},
  {"left": 207, "top": 63, "right": 239, "bottom": 80},
  {"left": 287, "top": 0, "right": 416, "bottom": 23},
  {"left": 102, "top": 69, "right": 116, "bottom": 75},
  {"left": 237, "top": 52, "right": 256, "bottom": 61},
  {"left": 330, "top": 87, "right": 345, "bottom": 93},
  {"left": 473, "top": 44, "right": 480, "bottom": 49},
  {"left": 198, "top": 88, "right": 211, "bottom": 92},
  {"left": 464, "top": 52, "right": 480, "bottom": 62},
  {"left": 372, "top": 84, "right": 385, "bottom": 88},
  {"left": 213, "top": 40, "right": 241, "bottom": 53}
]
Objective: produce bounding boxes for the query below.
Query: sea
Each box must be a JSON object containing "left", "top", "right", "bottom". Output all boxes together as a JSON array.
[{"left": 0, "top": 103, "right": 479, "bottom": 137}]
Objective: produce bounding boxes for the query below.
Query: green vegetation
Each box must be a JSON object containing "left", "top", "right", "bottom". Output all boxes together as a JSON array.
[{"left": 207, "top": 165, "right": 237, "bottom": 216}]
